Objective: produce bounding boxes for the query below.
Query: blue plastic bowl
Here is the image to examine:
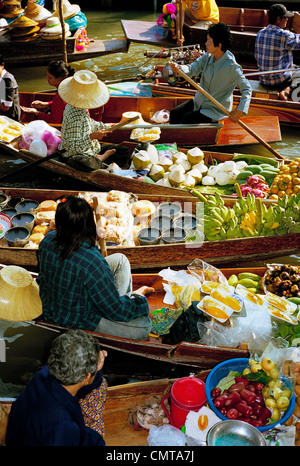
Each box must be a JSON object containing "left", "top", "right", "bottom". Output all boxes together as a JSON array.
[{"left": 205, "top": 358, "right": 295, "bottom": 432}]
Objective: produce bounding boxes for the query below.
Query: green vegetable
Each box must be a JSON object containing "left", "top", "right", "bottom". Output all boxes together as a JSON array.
[{"left": 217, "top": 370, "right": 241, "bottom": 392}]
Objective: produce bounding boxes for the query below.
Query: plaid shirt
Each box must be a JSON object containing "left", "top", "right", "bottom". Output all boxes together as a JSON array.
[
  {"left": 255, "top": 24, "right": 300, "bottom": 86},
  {"left": 59, "top": 104, "right": 109, "bottom": 158},
  {"left": 37, "top": 231, "right": 149, "bottom": 331}
]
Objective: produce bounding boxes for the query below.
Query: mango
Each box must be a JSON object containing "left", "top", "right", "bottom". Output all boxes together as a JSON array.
[
  {"left": 237, "top": 272, "right": 261, "bottom": 281},
  {"left": 237, "top": 278, "right": 261, "bottom": 288}
]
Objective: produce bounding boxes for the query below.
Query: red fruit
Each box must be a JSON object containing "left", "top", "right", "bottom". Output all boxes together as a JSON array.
[
  {"left": 240, "top": 388, "right": 256, "bottom": 405},
  {"left": 235, "top": 376, "right": 250, "bottom": 386},
  {"left": 227, "top": 408, "right": 239, "bottom": 419},
  {"left": 235, "top": 402, "right": 253, "bottom": 418},
  {"left": 211, "top": 387, "right": 221, "bottom": 399},
  {"left": 213, "top": 394, "right": 228, "bottom": 408},
  {"left": 228, "top": 382, "right": 245, "bottom": 392},
  {"left": 225, "top": 391, "right": 241, "bottom": 407}
]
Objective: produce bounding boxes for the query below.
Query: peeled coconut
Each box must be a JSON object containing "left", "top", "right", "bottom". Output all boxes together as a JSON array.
[
  {"left": 132, "top": 150, "right": 151, "bottom": 170},
  {"left": 187, "top": 168, "right": 203, "bottom": 184},
  {"left": 201, "top": 175, "right": 216, "bottom": 186},
  {"left": 159, "top": 156, "right": 173, "bottom": 172},
  {"left": 187, "top": 147, "right": 204, "bottom": 165},
  {"left": 146, "top": 144, "right": 159, "bottom": 165},
  {"left": 193, "top": 162, "right": 208, "bottom": 175},
  {"left": 184, "top": 173, "right": 196, "bottom": 188},
  {"left": 156, "top": 175, "right": 172, "bottom": 187},
  {"left": 215, "top": 171, "right": 232, "bottom": 186},
  {"left": 175, "top": 158, "right": 192, "bottom": 173},
  {"left": 168, "top": 167, "right": 186, "bottom": 187},
  {"left": 222, "top": 160, "right": 236, "bottom": 172},
  {"left": 207, "top": 165, "right": 220, "bottom": 178},
  {"left": 235, "top": 160, "right": 248, "bottom": 171},
  {"left": 169, "top": 163, "right": 185, "bottom": 173},
  {"left": 149, "top": 164, "right": 165, "bottom": 182},
  {"left": 172, "top": 152, "right": 187, "bottom": 163}
]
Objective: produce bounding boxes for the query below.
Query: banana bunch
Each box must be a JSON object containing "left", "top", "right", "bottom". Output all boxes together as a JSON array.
[{"left": 240, "top": 210, "right": 259, "bottom": 237}]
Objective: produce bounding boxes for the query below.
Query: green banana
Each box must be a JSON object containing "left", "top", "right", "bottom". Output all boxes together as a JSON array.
[{"left": 210, "top": 208, "right": 224, "bottom": 224}]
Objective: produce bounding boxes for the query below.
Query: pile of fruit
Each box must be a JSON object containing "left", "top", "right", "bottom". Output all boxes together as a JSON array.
[
  {"left": 228, "top": 272, "right": 262, "bottom": 294},
  {"left": 263, "top": 264, "right": 300, "bottom": 299},
  {"left": 192, "top": 184, "right": 300, "bottom": 242},
  {"left": 269, "top": 158, "right": 300, "bottom": 200},
  {"left": 283, "top": 360, "right": 300, "bottom": 445},
  {"left": 210, "top": 358, "right": 293, "bottom": 428}
]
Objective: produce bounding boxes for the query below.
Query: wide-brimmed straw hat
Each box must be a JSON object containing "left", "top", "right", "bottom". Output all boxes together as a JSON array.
[
  {"left": 52, "top": 0, "right": 80, "bottom": 20},
  {"left": 58, "top": 70, "right": 110, "bottom": 109},
  {"left": 0, "top": 266, "right": 42, "bottom": 321},
  {"left": 9, "top": 25, "right": 40, "bottom": 36},
  {"left": 8, "top": 15, "right": 38, "bottom": 27},
  {"left": 1, "top": 6, "right": 24, "bottom": 18},
  {"left": 40, "top": 17, "right": 70, "bottom": 35},
  {"left": 24, "top": 1, "right": 52, "bottom": 22}
]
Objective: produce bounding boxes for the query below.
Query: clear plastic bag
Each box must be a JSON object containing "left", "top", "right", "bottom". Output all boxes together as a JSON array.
[
  {"left": 19, "top": 121, "right": 61, "bottom": 155},
  {"left": 187, "top": 259, "right": 229, "bottom": 285},
  {"left": 147, "top": 424, "right": 187, "bottom": 446},
  {"left": 151, "top": 109, "right": 170, "bottom": 124}
]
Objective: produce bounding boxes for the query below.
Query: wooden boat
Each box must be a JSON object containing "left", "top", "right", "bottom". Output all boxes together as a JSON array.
[
  {"left": 121, "top": 6, "right": 300, "bottom": 68},
  {"left": 0, "top": 372, "right": 210, "bottom": 446},
  {"left": 19, "top": 92, "right": 282, "bottom": 148},
  {"left": 150, "top": 82, "right": 300, "bottom": 127},
  {"left": 0, "top": 28, "right": 129, "bottom": 67},
  {"left": 0, "top": 187, "right": 298, "bottom": 272},
  {"left": 34, "top": 266, "right": 270, "bottom": 371}
]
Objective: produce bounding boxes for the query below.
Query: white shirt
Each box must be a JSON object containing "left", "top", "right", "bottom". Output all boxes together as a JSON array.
[{"left": 0, "top": 69, "right": 12, "bottom": 107}]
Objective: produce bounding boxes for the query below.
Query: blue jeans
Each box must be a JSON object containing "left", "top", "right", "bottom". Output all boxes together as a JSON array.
[{"left": 95, "top": 253, "right": 151, "bottom": 340}]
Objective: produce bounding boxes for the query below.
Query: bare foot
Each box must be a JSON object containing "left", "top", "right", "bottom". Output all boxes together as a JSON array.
[
  {"left": 97, "top": 148, "right": 116, "bottom": 162},
  {"left": 279, "top": 87, "right": 291, "bottom": 101},
  {"left": 133, "top": 286, "right": 155, "bottom": 296}
]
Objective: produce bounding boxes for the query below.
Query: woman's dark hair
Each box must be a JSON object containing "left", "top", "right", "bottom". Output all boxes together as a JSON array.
[
  {"left": 55, "top": 195, "right": 97, "bottom": 259},
  {"left": 48, "top": 329, "right": 101, "bottom": 385},
  {"left": 0, "top": 55, "right": 4, "bottom": 66},
  {"left": 47, "top": 60, "right": 76, "bottom": 79},
  {"left": 207, "top": 22, "right": 232, "bottom": 51}
]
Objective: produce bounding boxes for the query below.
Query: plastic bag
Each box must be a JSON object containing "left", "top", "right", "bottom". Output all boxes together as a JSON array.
[
  {"left": 151, "top": 109, "right": 170, "bottom": 124},
  {"left": 187, "top": 258, "right": 229, "bottom": 286},
  {"left": 19, "top": 121, "right": 61, "bottom": 155},
  {"left": 147, "top": 424, "right": 187, "bottom": 446}
]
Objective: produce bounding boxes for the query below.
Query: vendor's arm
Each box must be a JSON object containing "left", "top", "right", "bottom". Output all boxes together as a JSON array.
[{"left": 230, "top": 66, "right": 252, "bottom": 122}]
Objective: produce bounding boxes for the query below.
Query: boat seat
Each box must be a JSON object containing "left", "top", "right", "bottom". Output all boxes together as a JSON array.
[{"left": 248, "top": 80, "right": 280, "bottom": 99}]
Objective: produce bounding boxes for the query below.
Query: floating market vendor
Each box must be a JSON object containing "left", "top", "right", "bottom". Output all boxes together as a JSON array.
[
  {"left": 57, "top": 69, "right": 131, "bottom": 171},
  {"left": 255, "top": 4, "right": 300, "bottom": 101},
  {"left": 21, "top": 60, "right": 76, "bottom": 124},
  {"left": 36, "top": 195, "right": 154, "bottom": 340},
  {"left": 6, "top": 329, "right": 108, "bottom": 446},
  {"left": 0, "top": 54, "right": 20, "bottom": 122},
  {"left": 169, "top": 22, "right": 252, "bottom": 124}
]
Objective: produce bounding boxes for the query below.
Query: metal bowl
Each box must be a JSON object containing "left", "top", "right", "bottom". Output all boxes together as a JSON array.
[
  {"left": 157, "top": 202, "right": 182, "bottom": 218},
  {"left": 206, "top": 420, "right": 266, "bottom": 447},
  {"left": 5, "top": 226, "right": 30, "bottom": 247},
  {"left": 137, "top": 227, "right": 161, "bottom": 245},
  {"left": 161, "top": 227, "right": 187, "bottom": 244},
  {"left": 150, "top": 214, "right": 173, "bottom": 232},
  {"left": 11, "top": 213, "right": 35, "bottom": 232}
]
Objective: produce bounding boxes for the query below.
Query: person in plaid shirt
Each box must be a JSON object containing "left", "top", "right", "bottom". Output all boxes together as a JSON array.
[
  {"left": 37, "top": 196, "right": 153, "bottom": 340},
  {"left": 255, "top": 4, "right": 300, "bottom": 101}
]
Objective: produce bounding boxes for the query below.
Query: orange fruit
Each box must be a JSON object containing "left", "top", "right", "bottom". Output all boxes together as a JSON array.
[
  {"left": 293, "top": 185, "right": 300, "bottom": 193},
  {"left": 286, "top": 188, "right": 293, "bottom": 196},
  {"left": 271, "top": 185, "right": 279, "bottom": 194},
  {"left": 277, "top": 190, "right": 286, "bottom": 198},
  {"left": 278, "top": 181, "right": 287, "bottom": 191},
  {"left": 293, "top": 177, "right": 300, "bottom": 185},
  {"left": 269, "top": 194, "right": 278, "bottom": 200},
  {"left": 282, "top": 174, "right": 292, "bottom": 183}
]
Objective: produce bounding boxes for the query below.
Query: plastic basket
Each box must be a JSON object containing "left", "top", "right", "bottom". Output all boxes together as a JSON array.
[{"left": 205, "top": 358, "right": 296, "bottom": 432}]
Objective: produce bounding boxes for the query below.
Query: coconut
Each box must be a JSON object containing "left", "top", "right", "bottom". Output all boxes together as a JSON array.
[
  {"left": 222, "top": 160, "right": 237, "bottom": 172},
  {"left": 159, "top": 156, "right": 173, "bottom": 172},
  {"left": 184, "top": 173, "right": 196, "bottom": 188},
  {"left": 147, "top": 144, "right": 159, "bottom": 165},
  {"left": 235, "top": 160, "right": 248, "bottom": 171},
  {"left": 168, "top": 167, "right": 186, "bottom": 187},
  {"left": 193, "top": 162, "right": 208, "bottom": 175},
  {"left": 175, "top": 158, "right": 192, "bottom": 173},
  {"left": 187, "top": 147, "right": 204, "bottom": 165},
  {"left": 156, "top": 175, "right": 172, "bottom": 187},
  {"left": 207, "top": 165, "right": 220, "bottom": 178},
  {"left": 201, "top": 175, "right": 216, "bottom": 186},
  {"left": 149, "top": 164, "right": 165, "bottom": 182},
  {"left": 187, "top": 168, "right": 203, "bottom": 184},
  {"left": 169, "top": 163, "right": 185, "bottom": 173},
  {"left": 172, "top": 151, "right": 187, "bottom": 163},
  {"left": 132, "top": 150, "right": 152, "bottom": 170},
  {"left": 215, "top": 171, "right": 232, "bottom": 186}
]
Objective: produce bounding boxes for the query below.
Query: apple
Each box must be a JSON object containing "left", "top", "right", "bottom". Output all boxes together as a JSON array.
[{"left": 261, "top": 357, "right": 275, "bottom": 373}]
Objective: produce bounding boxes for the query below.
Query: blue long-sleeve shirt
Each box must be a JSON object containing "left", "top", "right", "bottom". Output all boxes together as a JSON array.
[
  {"left": 181, "top": 50, "right": 252, "bottom": 121},
  {"left": 36, "top": 230, "right": 149, "bottom": 331},
  {"left": 5, "top": 366, "right": 105, "bottom": 446}
]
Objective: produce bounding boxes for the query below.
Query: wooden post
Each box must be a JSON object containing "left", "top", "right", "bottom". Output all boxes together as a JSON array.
[{"left": 58, "top": 0, "right": 68, "bottom": 65}]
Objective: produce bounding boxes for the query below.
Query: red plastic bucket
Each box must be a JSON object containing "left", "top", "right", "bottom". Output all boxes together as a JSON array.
[{"left": 161, "top": 376, "right": 206, "bottom": 428}]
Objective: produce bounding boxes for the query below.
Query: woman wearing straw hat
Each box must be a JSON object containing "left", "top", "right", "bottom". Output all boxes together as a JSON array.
[
  {"left": 21, "top": 60, "right": 76, "bottom": 124},
  {"left": 57, "top": 69, "right": 131, "bottom": 171},
  {"left": 0, "top": 54, "right": 20, "bottom": 121},
  {"left": 6, "top": 329, "right": 107, "bottom": 446},
  {"left": 36, "top": 196, "right": 153, "bottom": 340}
]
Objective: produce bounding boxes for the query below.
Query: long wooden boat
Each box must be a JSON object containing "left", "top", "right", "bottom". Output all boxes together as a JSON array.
[
  {"left": 18, "top": 92, "right": 282, "bottom": 148},
  {"left": 121, "top": 6, "right": 300, "bottom": 68},
  {"left": 0, "top": 372, "right": 210, "bottom": 446},
  {"left": 149, "top": 82, "right": 300, "bottom": 127},
  {"left": 0, "top": 188, "right": 298, "bottom": 273},
  {"left": 0, "top": 28, "right": 129, "bottom": 67}
]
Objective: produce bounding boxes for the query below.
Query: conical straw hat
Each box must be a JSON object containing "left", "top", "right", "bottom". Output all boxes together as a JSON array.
[
  {"left": 58, "top": 70, "right": 110, "bottom": 109},
  {"left": 8, "top": 15, "right": 39, "bottom": 27},
  {"left": 0, "top": 266, "right": 42, "bottom": 321},
  {"left": 24, "top": 1, "right": 52, "bottom": 22}
]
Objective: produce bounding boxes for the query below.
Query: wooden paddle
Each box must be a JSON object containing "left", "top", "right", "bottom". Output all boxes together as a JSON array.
[
  {"left": 93, "top": 196, "right": 107, "bottom": 257},
  {"left": 173, "top": 65, "right": 285, "bottom": 159}
]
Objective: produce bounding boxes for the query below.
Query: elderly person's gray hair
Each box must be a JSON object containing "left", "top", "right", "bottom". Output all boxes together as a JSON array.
[{"left": 48, "top": 329, "right": 101, "bottom": 385}]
